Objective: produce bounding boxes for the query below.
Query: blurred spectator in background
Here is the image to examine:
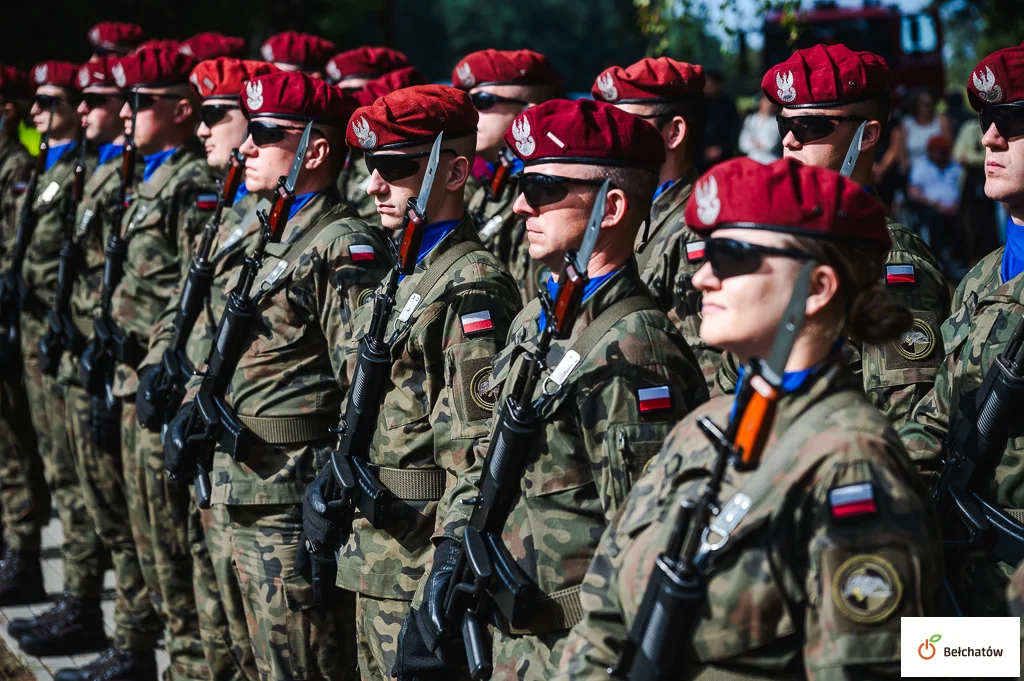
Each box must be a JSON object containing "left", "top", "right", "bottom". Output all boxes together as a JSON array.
[
  {"left": 874, "top": 103, "right": 908, "bottom": 213},
  {"left": 902, "top": 88, "right": 953, "bottom": 170},
  {"left": 953, "top": 112, "right": 999, "bottom": 265},
  {"left": 738, "top": 94, "right": 781, "bottom": 164},
  {"left": 908, "top": 134, "right": 965, "bottom": 276},
  {"left": 944, "top": 90, "right": 971, "bottom": 136},
  {"left": 700, "top": 69, "right": 738, "bottom": 170}
]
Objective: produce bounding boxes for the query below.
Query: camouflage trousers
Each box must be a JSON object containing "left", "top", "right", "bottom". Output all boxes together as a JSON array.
[
  {"left": 120, "top": 401, "right": 207, "bottom": 680},
  {"left": 191, "top": 499, "right": 257, "bottom": 681},
  {"left": 0, "top": 371, "right": 46, "bottom": 551},
  {"left": 489, "top": 626, "right": 567, "bottom": 681},
  {"left": 224, "top": 503, "right": 356, "bottom": 681},
  {"left": 20, "top": 315, "right": 104, "bottom": 597},
  {"left": 64, "top": 382, "right": 161, "bottom": 650},
  {"left": 355, "top": 594, "right": 409, "bottom": 681}
]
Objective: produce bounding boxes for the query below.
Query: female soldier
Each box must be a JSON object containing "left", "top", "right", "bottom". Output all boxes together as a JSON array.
[{"left": 555, "top": 157, "right": 943, "bottom": 681}]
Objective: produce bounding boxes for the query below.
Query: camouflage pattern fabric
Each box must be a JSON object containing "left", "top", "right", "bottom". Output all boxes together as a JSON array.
[
  {"left": 338, "top": 151, "right": 382, "bottom": 229},
  {"left": 335, "top": 217, "right": 522, "bottom": 601},
  {"left": 899, "top": 249, "right": 1023, "bottom": 615},
  {"left": 1008, "top": 559, "right": 1024, "bottom": 616},
  {"left": 461, "top": 259, "right": 707, "bottom": 680},
  {"left": 466, "top": 173, "right": 519, "bottom": 264},
  {"left": 557, "top": 361, "right": 943, "bottom": 680},
  {"left": 356, "top": 594, "right": 408, "bottom": 681},
  {"left": 0, "top": 135, "right": 32, "bottom": 261}
]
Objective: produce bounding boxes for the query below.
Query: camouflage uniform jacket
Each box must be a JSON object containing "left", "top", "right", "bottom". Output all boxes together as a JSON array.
[
  {"left": 109, "top": 143, "right": 218, "bottom": 398},
  {"left": 181, "top": 189, "right": 392, "bottom": 506},
  {"left": 467, "top": 173, "right": 519, "bottom": 264},
  {"left": 338, "top": 151, "right": 382, "bottom": 228},
  {"left": 635, "top": 171, "right": 721, "bottom": 390},
  {"left": 0, "top": 137, "right": 33, "bottom": 263},
  {"left": 557, "top": 360, "right": 942, "bottom": 681},
  {"left": 455, "top": 259, "right": 708, "bottom": 636},
  {"left": 713, "top": 220, "right": 950, "bottom": 431},
  {"left": 335, "top": 216, "right": 522, "bottom": 600}
]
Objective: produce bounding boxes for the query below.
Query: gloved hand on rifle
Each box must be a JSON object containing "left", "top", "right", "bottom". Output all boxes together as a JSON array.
[
  {"left": 164, "top": 402, "right": 193, "bottom": 481},
  {"left": 393, "top": 539, "right": 460, "bottom": 679},
  {"left": 295, "top": 464, "right": 349, "bottom": 602},
  {"left": 136, "top": 364, "right": 168, "bottom": 431}
]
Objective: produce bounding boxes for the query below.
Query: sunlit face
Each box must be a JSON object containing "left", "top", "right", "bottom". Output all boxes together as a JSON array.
[
  {"left": 363, "top": 143, "right": 455, "bottom": 230},
  {"left": 981, "top": 122, "right": 1024, "bottom": 204},
  {"left": 778, "top": 106, "right": 862, "bottom": 172},
  {"left": 196, "top": 103, "right": 246, "bottom": 170},
  {"left": 237, "top": 116, "right": 310, "bottom": 194},
  {"left": 77, "top": 87, "right": 124, "bottom": 144},
  {"left": 471, "top": 84, "right": 531, "bottom": 156},
  {"left": 118, "top": 87, "right": 186, "bottom": 155},
  {"left": 31, "top": 85, "right": 77, "bottom": 138}
]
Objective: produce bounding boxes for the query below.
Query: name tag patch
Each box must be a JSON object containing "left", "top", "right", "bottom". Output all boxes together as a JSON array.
[
  {"left": 885, "top": 265, "right": 915, "bottom": 285},
  {"left": 638, "top": 386, "right": 672, "bottom": 412},
  {"left": 686, "top": 241, "right": 705, "bottom": 262},
  {"left": 349, "top": 244, "right": 376, "bottom": 262},
  {"left": 829, "top": 482, "right": 877, "bottom": 518},
  {"left": 461, "top": 310, "right": 494, "bottom": 335}
]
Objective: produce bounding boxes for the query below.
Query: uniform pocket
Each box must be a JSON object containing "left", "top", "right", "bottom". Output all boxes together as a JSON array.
[
  {"left": 603, "top": 423, "right": 667, "bottom": 513},
  {"left": 445, "top": 339, "right": 500, "bottom": 440}
]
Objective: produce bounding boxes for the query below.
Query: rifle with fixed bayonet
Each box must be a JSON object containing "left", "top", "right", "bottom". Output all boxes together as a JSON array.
[
  {"left": 440, "top": 179, "right": 610, "bottom": 680},
  {"left": 608, "top": 261, "right": 815, "bottom": 681},
  {"left": 165, "top": 122, "right": 313, "bottom": 510},
  {"left": 39, "top": 123, "right": 88, "bottom": 376}
]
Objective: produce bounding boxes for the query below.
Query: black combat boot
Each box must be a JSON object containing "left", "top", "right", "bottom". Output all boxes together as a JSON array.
[
  {"left": 17, "top": 593, "right": 108, "bottom": 655},
  {"left": 8, "top": 590, "right": 71, "bottom": 638},
  {"left": 54, "top": 648, "right": 157, "bottom": 681},
  {"left": 0, "top": 548, "right": 46, "bottom": 606}
]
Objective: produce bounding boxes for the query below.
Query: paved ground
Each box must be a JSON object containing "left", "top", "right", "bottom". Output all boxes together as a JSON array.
[{"left": 0, "top": 517, "right": 169, "bottom": 680}]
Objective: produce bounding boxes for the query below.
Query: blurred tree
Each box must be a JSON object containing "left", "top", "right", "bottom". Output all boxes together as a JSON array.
[{"left": 937, "top": 0, "right": 1024, "bottom": 90}]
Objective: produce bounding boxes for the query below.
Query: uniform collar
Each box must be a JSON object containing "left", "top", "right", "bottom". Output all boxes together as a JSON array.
[
  {"left": 97, "top": 142, "right": 121, "bottom": 168},
  {"left": 234, "top": 184, "right": 249, "bottom": 205},
  {"left": 418, "top": 219, "right": 462, "bottom": 264},
  {"left": 45, "top": 141, "right": 75, "bottom": 172},
  {"left": 143, "top": 147, "right": 178, "bottom": 183},
  {"left": 1002, "top": 216, "right": 1024, "bottom": 284},
  {"left": 289, "top": 190, "right": 319, "bottom": 220},
  {"left": 538, "top": 269, "right": 619, "bottom": 331},
  {"left": 730, "top": 339, "right": 846, "bottom": 422}
]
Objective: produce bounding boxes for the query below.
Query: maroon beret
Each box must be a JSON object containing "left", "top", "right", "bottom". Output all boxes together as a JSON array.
[
  {"left": 685, "top": 157, "right": 890, "bottom": 250},
  {"left": 238, "top": 70, "right": 357, "bottom": 127},
  {"left": 114, "top": 47, "right": 196, "bottom": 88},
  {"left": 132, "top": 39, "right": 181, "bottom": 54},
  {"left": 592, "top": 57, "right": 704, "bottom": 104},
  {"left": 762, "top": 43, "right": 890, "bottom": 108},
  {"left": 452, "top": 49, "right": 556, "bottom": 90},
  {"left": 88, "top": 22, "right": 145, "bottom": 53},
  {"left": 190, "top": 58, "right": 278, "bottom": 100},
  {"left": 77, "top": 56, "right": 121, "bottom": 90},
  {"left": 346, "top": 84, "right": 478, "bottom": 150},
  {"left": 179, "top": 33, "right": 247, "bottom": 61},
  {"left": 0, "top": 66, "right": 31, "bottom": 99},
  {"left": 31, "top": 61, "right": 79, "bottom": 90},
  {"left": 967, "top": 46, "right": 1024, "bottom": 110},
  {"left": 260, "top": 32, "right": 335, "bottom": 70},
  {"left": 326, "top": 47, "right": 410, "bottom": 84},
  {"left": 353, "top": 67, "right": 427, "bottom": 106},
  {"left": 504, "top": 98, "right": 664, "bottom": 170}
]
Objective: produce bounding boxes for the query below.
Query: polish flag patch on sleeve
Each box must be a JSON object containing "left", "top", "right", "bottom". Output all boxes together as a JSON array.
[
  {"left": 196, "top": 193, "right": 218, "bottom": 210},
  {"left": 12, "top": 182, "right": 27, "bottom": 196},
  {"left": 638, "top": 386, "right": 672, "bottom": 412},
  {"left": 828, "top": 482, "right": 877, "bottom": 518},
  {"left": 461, "top": 310, "right": 494, "bottom": 335},
  {"left": 686, "top": 241, "right": 706, "bottom": 262},
  {"left": 885, "top": 265, "right": 915, "bottom": 285},
  {"left": 349, "top": 244, "right": 376, "bottom": 262}
]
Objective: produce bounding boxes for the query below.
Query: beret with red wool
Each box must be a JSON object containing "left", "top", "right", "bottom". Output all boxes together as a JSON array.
[
  {"left": 0, "top": 66, "right": 31, "bottom": 99},
  {"left": 260, "top": 32, "right": 335, "bottom": 70},
  {"left": 179, "top": 33, "right": 247, "bottom": 61},
  {"left": 762, "top": 43, "right": 890, "bottom": 109},
  {"left": 967, "top": 46, "right": 1024, "bottom": 110},
  {"left": 353, "top": 67, "right": 427, "bottom": 106},
  {"left": 239, "top": 70, "right": 358, "bottom": 127},
  {"left": 31, "top": 62, "right": 80, "bottom": 89},
  {"left": 88, "top": 22, "right": 145, "bottom": 53},
  {"left": 132, "top": 39, "right": 181, "bottom": 54},
  {"left": 76, "top": 56, "right": 121, "bottom": 90},
  {"left": 190, "top": 58, "right": 278, "bottom": 100},
  {"left": 326, "top": 47, "right": 410, "bottom": 84},
  {"left": 114, "top": 47, "right": 196, "bottom": 88},
  {"left": 503, "top": 98, "right": 665, "bottom": 170},
  {"left": 452, "top": 49, "right": 556, "bottom": 90},
  {"left": 346, "top": 84, "right": 478, "bottom": 150},
  {"left": 591, "top": 57, "right": 705, "bottom": 103},
  {"left": 685, "top": 157, "right": 891, "bottom": 250}
]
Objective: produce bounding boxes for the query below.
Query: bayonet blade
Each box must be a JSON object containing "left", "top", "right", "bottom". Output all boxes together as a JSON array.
[
  {"left": 839, "top": 121, "right": 867, "bottom": 178},
  {"left": 766, "top": 260, "right": 815, "bottom": 377},
  {"left": 41, "top": 99, "right": 56, "bottom": 147},
  {"left": 575, "top": 179, "right": 610, "bottom": 277},
  {"left": 0, "top": 113, "right": 6, "bottom": 139},
  {"left": 414, "top": 132, "right": 444, "bottom": 217},
  {"left": 127, "top": 91, "right": 139, "bottom": 147},
  {"left": 284, "top": 122, "right": 314, "bottom": 194}
]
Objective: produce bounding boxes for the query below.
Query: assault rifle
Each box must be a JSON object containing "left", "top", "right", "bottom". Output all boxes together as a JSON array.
[
  {"left": 609, "top": 262, "right": 815, "bottom": 681},
  {"left": 139, "top": 144, "right": 246, "bottom": 430},
  {"left": 0, "top": 100, "right": 54, "bottom": 370},
  {"left": 168, "top": 122, "right": 312, "bottom": 510},
  {"left": 441, "top": 179, "right": 609, "bottom": 680},
  {"left": 933, "top": 316, "right": 1024, "bottom": 614},
  {"left": 327, "top": 132, "right": 445, "bottom": 528},
  {"left": 39, "top": 123, "right": 88, "bottom": 375}
]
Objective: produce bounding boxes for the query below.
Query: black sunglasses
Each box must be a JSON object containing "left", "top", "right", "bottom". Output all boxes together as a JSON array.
[
  {"left": 703, "top": 238, "right": 816, "bottom": 280},
  {"left": 363, "top": 148, "right": 456, "bottom": 183},
  {"left": 246, "top": 119, "right": 307, "bottom": 147},
  {"left": 199, "top": 104, "right": 237, "bottom": 129},
  {"left": 125, "top": 91, "right": 183, "bottom": 112},
  {"left": 980, "top": 102, "right": 1024, "bottom": 140},
  {"left": 470, "top": 91, "right": 529, "bottom": 111},
  {"left": 518, "top": 173, "right": 610, "bottom": 210},
  {"left": 34, "top": 94, "right": 65, "bottom": 109},
  {"left": 776, "top": 114, "right": 866, "bottom": 144},
  {"left": 81, "top": 92, "right": 122, "bottom": 109}
]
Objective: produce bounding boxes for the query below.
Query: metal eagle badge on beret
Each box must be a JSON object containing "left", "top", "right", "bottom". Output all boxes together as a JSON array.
[
  {"left": 246, "top": 80, "right": 263, "bottom": 110},
  {"left": 776, "top": 70, "right": 796, "bottom": 103},
  {"left": 511, "top": 116, "right": 535, "bottom": 157},
  {"left": 595, "top": 72, "right": 618, "bottom": 101},
  {"left": 973, "top": 66, "right": 1004, "bottom": 104},
  {"left": 352, "top": 116, "right": 377, "bottom": 149},
  {"left": 35, "top": 64, "right": 47, "bottom": 84},
  {"left": 831, "top": 554, "right": 903, "bottom": 624},
  {"left": 455, "top": 62, "right": 475, "bottom": 88},
  {"left": 694, "top": 176, "right": 720, "bottom": 225}
]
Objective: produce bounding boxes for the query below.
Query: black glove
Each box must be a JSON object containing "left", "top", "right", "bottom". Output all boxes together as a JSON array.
[
  {"left": 393, "top": 609, "right": 446, "bottom": 681},
  {"left": 164, "top": 402, "right": 193, "bottom": 480},
  {"left": 415, "top": 538, "right": 460, "bottom": 655},
  {"left": 295, "top": 463, "right": 349, "bottom": 603},
  {"left": 89, "top": 396, "right": 121, "bottom": 457},
  {"left": 135, "top": 364, "right": 167, "bottom": 431}
]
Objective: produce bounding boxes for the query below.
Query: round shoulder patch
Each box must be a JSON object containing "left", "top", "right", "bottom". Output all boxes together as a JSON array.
[
  {"left": 894, "top": 318, "right": 935, "bottom": 362},
  {"left": 357, "top": 288, "right": 375, "bottom": 307},
  {"left": 831, "top": 554, "right": 903, "bottom": 624},
  {"left": 470, "top": 366, "right": 497, "bottom": 412}
]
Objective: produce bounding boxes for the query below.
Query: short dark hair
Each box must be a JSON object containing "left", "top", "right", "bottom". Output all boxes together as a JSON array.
[
  {"left": 644, "top": 95, "right": 706, "bottom": 163},
  {"left": 576, "top": 164, "right": 658, "bottom": 219}
]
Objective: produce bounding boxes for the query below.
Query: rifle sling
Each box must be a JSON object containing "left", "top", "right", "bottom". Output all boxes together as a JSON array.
[
  {"left": 408, "top": 241, "right": 484, "bottom": 309},
  {"left": 568, "top": 296, "right": 656, "bottom": 363}
]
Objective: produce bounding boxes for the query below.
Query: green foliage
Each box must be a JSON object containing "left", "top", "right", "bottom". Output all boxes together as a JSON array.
[{"left": 939, "top": 0, "right": 1024, "bottom": 91}]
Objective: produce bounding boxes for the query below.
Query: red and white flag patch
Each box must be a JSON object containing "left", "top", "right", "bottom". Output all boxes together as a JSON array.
[
  {"left": 686, "top": 240, "right": 706, "bottom": 262},
  {"left": 638, "top": 386, "right": 672, "bottom": 412},
  {"left": 828, "top": 483, "right": 877, "bottom": 518},
  {"left": 196, "top": 193, "right": 218, "bottom": 210},
  {"left": 349, "top": 244, "right": 376, "bottom": 262},
  {"left": 461, "top": 310, "right": 494, "bottom": 335},
  {"left": 11, "top": 182, "right": 27, "bottom": 196},
  {"left": 885, "top": 265, "right": 915, "bottom": 285}
]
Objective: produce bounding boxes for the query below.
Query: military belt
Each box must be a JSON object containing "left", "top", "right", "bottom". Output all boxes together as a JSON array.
[
  {"left": 506, "top": 584, "right": 583, "bottom": 636},
  {"left": 237, "top": 414, "right": 335, "bottom": 446},
  {"left": 369, "top": 465, "right": 447, "bottom": 501},
  {"left": 687, "top": 665, "right": 803, "bottom": 681}
]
